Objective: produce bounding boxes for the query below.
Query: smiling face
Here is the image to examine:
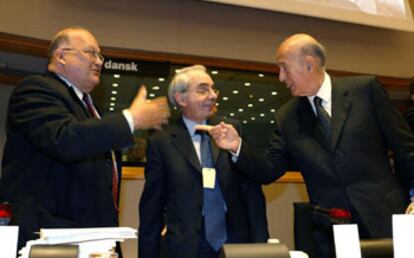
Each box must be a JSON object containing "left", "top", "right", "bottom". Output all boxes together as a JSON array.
[
  {"left": 54, "top": 29, "right": 103, "bottom": 93},
  {"left": 175, "top": 70, "right": 218, "bottom": 123}
]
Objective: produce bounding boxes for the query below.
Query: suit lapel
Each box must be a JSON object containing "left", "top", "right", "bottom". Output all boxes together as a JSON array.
[
  {"left": 170, "top": 118, "right": 203, "bottom": 172},
  {"left": 331, "top": 78, "right": 352, "bottom": 150},
  {"left": 297, "top": 97, "right": 331, "bottom": 152}
]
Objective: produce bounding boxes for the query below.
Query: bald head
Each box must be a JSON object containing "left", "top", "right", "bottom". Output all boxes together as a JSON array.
[
  {"left": 277, "top": 33, "right": 326, "bottom": 68},
  {"left": 276, "top": 34, "right": 326, "bottom": 97}
]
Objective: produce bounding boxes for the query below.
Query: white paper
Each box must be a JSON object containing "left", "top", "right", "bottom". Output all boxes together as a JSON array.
[
  {"left": 393, "top": 214, "right": 414, "bottom": 258},
  {"left": 0, "top": 226, "right": 19, "bottom": 258},
  {"left": 333, "top": 224, "right": 362, "bottom": 258},
  {"left": 202, "top": 168, "right": 216, "bottom": 189}
]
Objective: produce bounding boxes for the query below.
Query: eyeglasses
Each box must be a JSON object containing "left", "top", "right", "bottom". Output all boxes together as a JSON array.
[
  {"left": 185, "top": 87, "right": 219, "bottom": 96},
  {"left": 61, "top": 48, "right": 105, "bottom": 62}
]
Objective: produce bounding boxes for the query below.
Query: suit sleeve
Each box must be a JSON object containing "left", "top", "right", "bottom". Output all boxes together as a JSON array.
[
  {"left": 139, "top": 136, "right": 166, "bottom": 258},
  {"left": 370, "top": 78, "right": 414, "bottom": 189},
  {"left": 8, "top": 76, "right": 133, "bottom": 163},
  {"left": 235, "top": 116, "right": 290, "bottom": 184}
]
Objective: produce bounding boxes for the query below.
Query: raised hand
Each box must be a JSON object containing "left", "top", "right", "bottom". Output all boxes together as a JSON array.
[
  {"left": 128, "top": 86, "right": 170, "bottom": 130},
  {"left": 195, "top": 122, "right": 241, "bottom": 152}
]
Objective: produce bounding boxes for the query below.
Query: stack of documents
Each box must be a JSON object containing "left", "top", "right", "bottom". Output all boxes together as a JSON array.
[{"left": 18, "top": 227, "right": 137, "bottom": 258}]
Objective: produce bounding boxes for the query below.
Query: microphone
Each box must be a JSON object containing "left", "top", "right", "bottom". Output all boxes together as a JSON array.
[
  {"left": 0, "top": 202, "right": 12, "bottom": 225},
  {"left": 311, "top": 205, "right": 352, "bottom": 224}
]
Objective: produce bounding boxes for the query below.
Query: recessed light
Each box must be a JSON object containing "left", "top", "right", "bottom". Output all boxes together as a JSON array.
[
  {"left": 158, "top": 77, "right": 165, "bottom": 82},
  {"left": 109, "top": 107, "right": 114, "bottom": 111},
  {"left": 211, "top": 70, "right": 219, "bottom": 75},
  {"left": 110, "top": 103, "right": 115, "bottom": 107},
  {"left": 149, "top": 93, "right": 155, "bottom": 98},
  {"left": 249, "top": 94, "right": 254, "bottom": 98},
  {"left": 258, "top": 98, "right": 264, "bottom": 102},
  {"left": 222, "top": 97, "right": 229, "bottom": 101},
  {"left": 232, "top": 90, "right": 239, "bottom": 94},
  {"left": 251, "top": 117, "right": 256, "bottom": 121},
  {"left": 152, "top": 86, "right": 160, "bottom": 90},
  {"left": 238, "top": 108, "right": 243, "bottom": 112},
  {"left": 270, "top": 109, "right": 276, "bottom": 113},
  {"left": 110, "top": 97, "right": 116, "bottom": 101},
  {"left": 248, "top": 103, "right": 253, "bottom": 107},
  {"left": 112, "top": 83, "right": 119, "bottom": 87},
  {"left": 260, "top": 113, "right": 265, "bottom": 117},
  {"left": 272, "top": 91, "right": 277, "bottom": 95},
  {"left": 270, "top": 120, "right": 275, "bottom": 124},
  {"left": 244, "top": 82, "right": 251, "bottom": 87},
  {"left": 243, "top": 120, "right": 248, "bottom": 124},
  {"left": 230, "top": 113, "right": 235, "bottom": 116},
  {"left": 258, "top": 73, "right": 264, "bottom": 77},
  {"left": 111, "top": 91, "right": 118, "bottom": 95},
  {"left": 113, "top": 74, "right": 120, "bottom": 78},
  {"left": 216, "top": 103, "right": 220, "bottom": 106}
]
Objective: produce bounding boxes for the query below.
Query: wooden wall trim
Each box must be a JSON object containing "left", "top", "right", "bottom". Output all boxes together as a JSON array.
[{"left": 122, "top": 166, "right": 304, "bottom": 184}]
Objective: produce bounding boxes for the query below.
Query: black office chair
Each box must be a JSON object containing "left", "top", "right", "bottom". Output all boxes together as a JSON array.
[
  {"left": 219, "top": 243, "right": 290, "bottom": 258},
  {"left": 29, "top": 245, "right": 79, "bottom": 258}
]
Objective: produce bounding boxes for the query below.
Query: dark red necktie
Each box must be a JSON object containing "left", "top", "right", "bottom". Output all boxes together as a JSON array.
[{"left": 83, "top": 93, "right": 119, "bottom": 211}]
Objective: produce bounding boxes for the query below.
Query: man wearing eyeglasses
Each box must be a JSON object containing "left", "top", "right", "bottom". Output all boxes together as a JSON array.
[
  {"left": 0, "top": 26, "right": 170, "bottom": 251},
  {"left": 139, "top": 65, "right": 269, "bottom": 258}
]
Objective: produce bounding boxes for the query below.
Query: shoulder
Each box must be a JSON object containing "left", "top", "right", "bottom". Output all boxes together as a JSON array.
[{"left": 14, "top": 74, "right": 67, "bottom": 96}]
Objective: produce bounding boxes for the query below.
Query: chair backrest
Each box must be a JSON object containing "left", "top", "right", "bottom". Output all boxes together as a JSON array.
[
  {"left": 219, "top": 243, "right": 290, "bottom": 258},
  {"left": 29, "top": 245, "right": 79, "bottom": 258},
  {"left": 360, "top": 239, "right": 393, "bottom": 258}
]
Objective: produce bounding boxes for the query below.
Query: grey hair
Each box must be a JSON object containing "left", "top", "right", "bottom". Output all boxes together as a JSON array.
[
  {"left": 168, "top": 64, "right": 207, "bottom": 107},
  {"left": 299, "top": 41, "right": 326, "bottom": 68}
]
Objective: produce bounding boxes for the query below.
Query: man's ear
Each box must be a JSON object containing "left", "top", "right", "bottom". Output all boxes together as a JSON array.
[
  {"left": 54, "top": 50, "right": 66, "bottom": 64},
  {"left": 174, "top": 92, "right": 186, "bottom": 107},
  {"left": 304, "top": 56, "right": 314, "bottom": 72}
]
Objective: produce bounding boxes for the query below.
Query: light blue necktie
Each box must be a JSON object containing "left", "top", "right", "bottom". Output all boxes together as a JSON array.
[{"left": 200, "top": 132, "right": 227, "bottom": 251}]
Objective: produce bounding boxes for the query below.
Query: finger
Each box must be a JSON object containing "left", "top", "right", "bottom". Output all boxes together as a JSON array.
[
  {"left": 194, "top": 124, "right": 213, "bottom": 132},
  {"left": 137, "top": 85, "right": 148, "bottom": 99}
]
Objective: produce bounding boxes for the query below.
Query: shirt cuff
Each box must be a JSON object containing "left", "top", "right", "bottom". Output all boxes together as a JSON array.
[
  {"left": 230, "top": 138, "right": 242, "bottom": 162},
  {"left": 122, "top": 109, "right": 134, "bottom": 133}
]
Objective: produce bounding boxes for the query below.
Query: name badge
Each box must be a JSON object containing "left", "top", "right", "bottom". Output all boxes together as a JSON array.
[{"left": 202, "top": 168, "right": 216, "bottom": 189}]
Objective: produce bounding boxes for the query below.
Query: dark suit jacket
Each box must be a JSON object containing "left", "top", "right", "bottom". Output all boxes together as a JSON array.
[
  {"left": 0, "top": 74, "right": 133, "bottom": 249},
  {"left": 236, "top": 76, "right": 414, "bottom": 238},
  {"left": 139, "top": 116, "right": 268, "bottom": 258}
]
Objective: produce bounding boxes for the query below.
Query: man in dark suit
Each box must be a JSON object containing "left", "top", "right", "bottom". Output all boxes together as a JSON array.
[
  {"left": 138, "top": 65, "right": 268, "bottom": 258},
  {"left": 202, "top": 34, "right": 414, "bottom": 258},
  {"left": 0, "top": 26, "right": 169, "bottom": 250}
]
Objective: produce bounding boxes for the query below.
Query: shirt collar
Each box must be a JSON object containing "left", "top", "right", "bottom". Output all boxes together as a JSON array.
[
  {"left": 182, "top": 116, "right": 206, "bottom": 137},
  {"left": 308, "top": 71, "right": 332, "bottom": 103},
  {"left": 56, "top": 74, "right": 84, "bottom": 101}
]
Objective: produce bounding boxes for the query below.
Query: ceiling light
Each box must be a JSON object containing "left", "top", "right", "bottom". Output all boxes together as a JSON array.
[
  {"left": 111, "top": 90, "right": 118, "bottom": 95},
  {"left": 248, "top": 103, "right": 253, "bottom": 107},
  {"left": 152, "top": 86, "right": 160, "bottom": 90},
  {"left": 216, "top": 103, "right": 220, "bottom": 106},
  {"left": 149, "top": 93, "right": 155, "bottom": 98},
  {"left": 244, "top": 82, "right": 251, "bottom": 87},
  {"left": 230, "top": 113, "right": 235, "bottom": 116},
  {"left": 270, "top": 109, "right": 275, "bottom": 113},
  {"left": 232, "top": 90, "right": 239, "bottom": 94},
  {"left": 211, "top": 70, "right": 219, "bottom": 75},
  {"left": 113, "top": 74, "right": 120, "bottom": 78},
  {"left": 110, "top": 103, "right": 115, "bottom": 106},
  {"left": 222, "top": 97, "right": 229, "bottom": 101},
  {"left": 258, "top": 73, "right": 264, "bottom": 77},
  {"left": 271, "top": 91, "right": 277, "bottom": 95},
  {"left": 238, "top": 108, "right": 244, "bottom": 112},
  {"left": 110, "top": 97, "right": 116, "bottom": 101},
  {"left": 249, "top": 94, "right": 254, "bottom": 98},
  {"left": 260, "top": 113, "right": 265, "bottom": 117},
  {"left": 109, "top": 107, "right": 114, "bottom": 111},
  {"left": 112, "top": 83, "right": 119, "bottom": 87},
  {"left": 158, "top": 77, "right": 165, "bottom": 82},
  {"left": 258, "top": 98, "right": 264, "bottom": 102},
  {"left": 270, "top": 120, "right": 275, "bottom": 124},
  {"left": 243, "top": 120, "right": 248, "bottom": 124},
  {"left": 251, "top": 117, "right": 256, "bottom": 121}
]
